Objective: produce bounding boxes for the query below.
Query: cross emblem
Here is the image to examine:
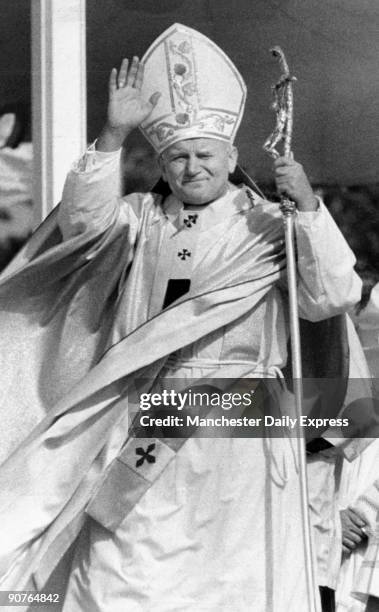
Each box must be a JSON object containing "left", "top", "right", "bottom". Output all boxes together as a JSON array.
[
  {"left": 135, "top": 443, "right": 156, "bottom": 468},
  {"left": 178, "top": 249, "right": 191, "bottom": 260},
  {"left": 183, "top": 214, "right": 198, "bottom": 228}
]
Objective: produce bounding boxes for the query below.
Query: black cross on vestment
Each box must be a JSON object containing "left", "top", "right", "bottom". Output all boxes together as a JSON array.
[{"left": 135, "top": 443, "right": 156, "bottom": 468}]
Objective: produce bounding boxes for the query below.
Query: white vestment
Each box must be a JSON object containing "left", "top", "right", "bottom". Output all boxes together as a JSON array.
[{"left": 50, "top": 146, "right": 361, "bottom": 612}]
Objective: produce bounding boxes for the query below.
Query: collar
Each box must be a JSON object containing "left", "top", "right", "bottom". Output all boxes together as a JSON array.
[{"left": 162, "top": 183, "right": 262, "bottom": 230}]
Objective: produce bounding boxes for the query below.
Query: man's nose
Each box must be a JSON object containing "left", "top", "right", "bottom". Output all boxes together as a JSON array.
[{"left": 185, "top": 156, "right": 201, "bottom": 176}]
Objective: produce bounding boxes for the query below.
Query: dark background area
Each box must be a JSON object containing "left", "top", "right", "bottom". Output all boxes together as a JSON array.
[
  {"left": 85, "top": 0, "right": 379, "bottom": 185},
  {"left": 0, "top": 1, "right": 31, "bottom": 140},
  {"left": 2, "top": 0, "right": 379, "bottom": 184}
]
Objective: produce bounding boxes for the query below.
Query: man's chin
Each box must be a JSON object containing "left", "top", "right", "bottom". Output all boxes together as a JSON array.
[
  {"left": 183, "top": 197, "right": 210, "bottom": 205},
  {"left": 175, "top": 187, "right": 220, "bottom": 206}
]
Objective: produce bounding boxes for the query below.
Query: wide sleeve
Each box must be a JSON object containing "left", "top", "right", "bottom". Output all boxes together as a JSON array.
[
  {"left": 57, "top": 144, "right": 140, "bottom": 241},
  {"left": 294, "top": 201, "right": 362, "bottom": 321}
]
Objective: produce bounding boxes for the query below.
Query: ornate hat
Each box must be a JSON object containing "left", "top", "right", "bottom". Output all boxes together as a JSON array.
[{"left": 139, "top": 23, "right": 247, "bottom": 154}]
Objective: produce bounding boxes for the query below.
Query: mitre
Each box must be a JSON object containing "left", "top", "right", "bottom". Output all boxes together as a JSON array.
[{"left": 139, "top": 23, "right": 246, "bottom": 154}]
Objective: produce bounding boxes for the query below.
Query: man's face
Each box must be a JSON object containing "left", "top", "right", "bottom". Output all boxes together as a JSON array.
[{"left": 159, "top": 138, "right": 238, "bottom": 205}]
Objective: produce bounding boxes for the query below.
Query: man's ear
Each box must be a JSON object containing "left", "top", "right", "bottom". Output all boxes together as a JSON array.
[
  {"left": 158, "top": 155, "right": 168, "bottom": 182},
  {"left": 228, "top": 145, "right": 238, "bottom": 174}
]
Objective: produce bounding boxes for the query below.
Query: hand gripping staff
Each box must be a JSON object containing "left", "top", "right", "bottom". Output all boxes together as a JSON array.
[{"left": 263, "top": 47, "right": 318, "bottom": 612}]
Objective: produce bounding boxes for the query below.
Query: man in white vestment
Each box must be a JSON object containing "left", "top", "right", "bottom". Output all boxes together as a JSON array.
[{"left": 0, "top": 24, "right": 364, "bottom": 612}]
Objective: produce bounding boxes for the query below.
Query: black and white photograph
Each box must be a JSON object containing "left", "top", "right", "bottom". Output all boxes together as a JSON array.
[{"left": 0, "top": 2, "right": 379, "bottom": 611}]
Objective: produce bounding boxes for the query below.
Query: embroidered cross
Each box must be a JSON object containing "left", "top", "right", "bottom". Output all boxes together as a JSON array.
[
  {"left": 178, "top": 249, "right": 191, "bottom": 260},
  {"left": 183, "top": 214, "right": 198, "bottom": 228},
  {"left": 135, "top": 443, "right": 156, "bottom": 468}
]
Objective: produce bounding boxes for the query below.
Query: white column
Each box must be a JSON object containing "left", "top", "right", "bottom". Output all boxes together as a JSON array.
[{"left": 31, "top": 0, "right": 86, "bottom": 224}]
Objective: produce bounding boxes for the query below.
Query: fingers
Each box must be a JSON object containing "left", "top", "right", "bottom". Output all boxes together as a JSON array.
[
  {"left": 347, "top": 507, "right": 367, "bottom": 529},
  {"left": 346, "top": 529, "right": 364, "bottom": 544},
  {"left": 343, "top": 537, "right": 358, "bottom": 551},
  {"left": 274, "top": 158, "right": 301, "bottom": 176},
  {"left": 340, "top": 506, "right": 369, "bottom": 557},
  {"left": 344, "top": 519, "right": 364, "bottom": 538},
  {"left": 342, "top": 544, "right": 351, "bottom": 555},
  {"left": 341, "top": 510, "right": 367, "bottom": 538},
  {"left": 342, "top": 537, "right": 355, "bottom": 550},
  {"left": 112, "top": 57, "right": 143, "bottom": 91},
  {"left": 126, "top": 56, "right": 139, "bottom": 87},
  {"left": 118, "top": 58, "right": 129, "bottom": 88},
  {"left": 109, "top": 68, "right": 117, "bottom": 94},
  {"left": 274, "top": 156, "right": 296, "bottom": 168},
  {"left": 273, "top": 155, "right": 316, "bottom": 210},
  {"left": 348, "top": 524, "right": 365, "bottom": 538},
  {"left": 134, "top": 62, "right": 144, "bottom": 91}
]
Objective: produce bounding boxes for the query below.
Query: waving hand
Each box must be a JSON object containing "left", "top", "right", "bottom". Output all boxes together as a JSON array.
[{"left": 97, "top": 57, "right": 160, "bottom": 151}]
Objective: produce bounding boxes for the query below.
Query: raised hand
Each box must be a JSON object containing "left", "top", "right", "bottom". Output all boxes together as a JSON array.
[
  {"left": 97, "top": 57, "right": 160, "bottom": 152},
  {"left": 108, "top": 57, "right": 160, "bottom": 131}
]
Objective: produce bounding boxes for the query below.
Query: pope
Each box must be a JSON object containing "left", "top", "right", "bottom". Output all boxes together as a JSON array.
[{"left": 0, "top": 23, "right": 363, "bottom": 612}]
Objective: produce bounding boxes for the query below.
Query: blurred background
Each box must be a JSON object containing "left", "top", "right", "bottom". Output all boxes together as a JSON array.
[{"left": 1, "top": 0, "right": 379, "bottom": 300}]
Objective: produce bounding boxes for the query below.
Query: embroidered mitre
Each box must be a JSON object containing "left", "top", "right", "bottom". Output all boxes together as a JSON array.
[{"left": 139, "top": 23, "right": 246, "bottom": 154}]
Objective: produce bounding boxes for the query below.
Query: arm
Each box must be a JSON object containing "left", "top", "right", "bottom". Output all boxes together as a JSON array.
[
  {"left": 295, "top": 203, "right": 362, "bottom": 320},
  {"left": 58, "top": 58, "right": 160, "bottom": 240},
  {"left": 274, "top": 157, "right": 362, "bottom": 320}
]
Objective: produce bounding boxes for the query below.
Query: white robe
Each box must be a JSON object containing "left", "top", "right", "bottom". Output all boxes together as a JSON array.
[{"left": 51, "top": 145, "right": 361, "bottom": 612}]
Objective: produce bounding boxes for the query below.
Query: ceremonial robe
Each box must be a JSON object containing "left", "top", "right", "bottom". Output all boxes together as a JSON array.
[{"left": 0, "top": 146, "right": 362, "bottom": 612}]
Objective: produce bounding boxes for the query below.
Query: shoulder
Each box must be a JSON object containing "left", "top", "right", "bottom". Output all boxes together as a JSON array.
[
  {"left": 232, "top": 186, "right": 279, "bottom": 215},
  {"left": 119, "top": 191, "right": 164, "bottom": 222},
  {"left": 232, "top": 186, "right": 282, "bottom": 234}
]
